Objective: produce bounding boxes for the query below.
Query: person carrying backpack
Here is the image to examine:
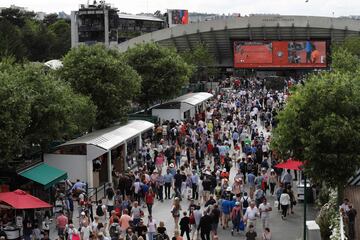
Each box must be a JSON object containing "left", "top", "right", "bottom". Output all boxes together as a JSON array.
[
  {"left": 109, "top": 218, "right": 121, "bottom": 240},
  {"left": 230, "top": 202, "right": 243, "bottom": 235},
  {"left": 241, "top": 192, "right": 251, "bottom": 215}
]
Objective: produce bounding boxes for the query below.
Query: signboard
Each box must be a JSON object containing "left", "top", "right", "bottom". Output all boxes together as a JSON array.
[
  {"left": 234, "top": 40, "right": 327, "bottom": 68},
  {"left": 168, "top": 9, "right": 189, "bottom": 27}
]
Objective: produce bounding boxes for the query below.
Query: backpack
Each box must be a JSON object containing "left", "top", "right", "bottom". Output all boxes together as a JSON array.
[
  {"left": 109, "top": 224, "right": 119, "bottom": 239},
  {"left": 242, "top": 196, "right": 249, "bottom": 209},
  {"left": 96, "top": 205, "right": 104, "bottom": 217}
]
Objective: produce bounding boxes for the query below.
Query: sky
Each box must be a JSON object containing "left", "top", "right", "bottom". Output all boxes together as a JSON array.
[{"left": 0, "top": 0, "right": 359, "bottom": 17}]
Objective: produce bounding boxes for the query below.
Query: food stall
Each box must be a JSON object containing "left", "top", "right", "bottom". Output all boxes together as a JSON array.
[{"left": 0, "top": 190, "right": 52, "bottom": 240}]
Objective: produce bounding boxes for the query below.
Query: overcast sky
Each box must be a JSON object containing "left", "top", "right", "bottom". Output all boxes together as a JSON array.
[{"left": 1, "top": 0, "right": 359, "bottom": 17}]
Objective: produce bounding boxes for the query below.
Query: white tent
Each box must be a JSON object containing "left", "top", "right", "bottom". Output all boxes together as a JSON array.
[
  {"left": 44, "top": 59, "right": 63, "bottom": 70},
  {"left": 152, "top": 92, "right": 213, "bottom": 122},
  {"left": 44, "top": 120, "right": 154, "bottom": 188}
]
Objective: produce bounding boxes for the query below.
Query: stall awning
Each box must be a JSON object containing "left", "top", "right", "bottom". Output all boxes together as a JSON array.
[
  {"left": 0, "top": 189, "right": 52, "bottom": 209},
  {"left": 19, "top": 163, "right": 67, "bottom": 189},
  {"left": 58, "top": 120, "right": 154, "bottom": 151}
]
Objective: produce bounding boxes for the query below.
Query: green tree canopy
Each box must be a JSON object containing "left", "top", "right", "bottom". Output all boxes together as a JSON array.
[
  {"left": 20, "top": 63, "right": 96, "bottom": 151},
  {"left": 0, "top": 62, "right": 32, "bottom": 163},
  {"left": 272, "top": 71, "right": 360, "bottom": 188},
  {"left": 48, "top": 19, "right": 71, "bottom": 59},
  {"left": 60, "top": 44, "right": 141, "bottom": 129},
  {"left": 331, "top": 47, "right": 360, "bottom": 73},
  {"left": 0, "top": 60, "right": 96, "bottom": 163},
  {"left": 181, "top": 43, "right": 217, "bottom": 82},
  {"left": 124, "top": 43, "right": 193, "bottom": 108},
  {"left": 0, "top": 8, "right": 71, "bottom": 62},
  {"left": 0, "top": 19, "right": 26, "bottom": 60},
  {"left": 339, "top": 36, "right": 360, "bottom": 57}
]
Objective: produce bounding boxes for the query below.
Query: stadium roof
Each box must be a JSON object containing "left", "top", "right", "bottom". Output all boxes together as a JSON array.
[{"left": 118, "top": 15, "right": 360, "bottom": 67}]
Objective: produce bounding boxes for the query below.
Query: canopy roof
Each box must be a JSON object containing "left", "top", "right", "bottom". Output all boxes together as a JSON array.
[
  {"left": 153, "top": 92, "right": 213, "bottom": 109},
  {"left": 19, "top": 163, "right": 67, "bottom": 189},
  {"left": 0, "top": 190, "right": 52, "bottom": 209},
  {"left": 275, "top": 158, "right": 303, "bottom": 171},
  {"left": 44, "top": 59, "right": 63, "bottom": 70},
  {"left": 59, "top": 120, "right": 154, "bottom": 151}
]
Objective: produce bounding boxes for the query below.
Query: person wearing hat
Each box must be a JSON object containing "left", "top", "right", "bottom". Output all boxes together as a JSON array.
[{"left": 164, "top": 168, "right": 174, "bottom": 200}]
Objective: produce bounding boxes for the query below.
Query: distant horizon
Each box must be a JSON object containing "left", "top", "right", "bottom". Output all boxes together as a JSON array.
[{"left": 0, "top": 0, "right": 359, "bottom": 17}]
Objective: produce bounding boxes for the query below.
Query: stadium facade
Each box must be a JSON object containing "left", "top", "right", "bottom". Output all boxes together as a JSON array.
[{"left": 117, "top": 15, "right": 360, "bottom": 69}]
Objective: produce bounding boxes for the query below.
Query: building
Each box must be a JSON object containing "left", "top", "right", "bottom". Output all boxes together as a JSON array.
[
  {"left": 118, "top": 15, "right": 360, "bottom": 72},
  {"left": 71, "top": 2, "right": 165, "bottom": 47},
  {"left": 117, "top": 13, "right": 165, "bottom": 42},
  {"left": 71, "top": 2, "right": 119, "bottom": 47}
]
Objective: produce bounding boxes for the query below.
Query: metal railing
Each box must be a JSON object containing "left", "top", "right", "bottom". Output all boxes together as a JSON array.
[{"left": 86, "top": 182, "right": 108, "bottom": 203}]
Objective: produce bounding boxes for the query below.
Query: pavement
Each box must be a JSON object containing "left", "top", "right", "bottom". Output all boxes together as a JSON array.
[
  {"left": 49, "top": 163, "right": 318, "bottom": 240},
  {"left": 49, "top": 119, "right": 318, "bottom": 240}
]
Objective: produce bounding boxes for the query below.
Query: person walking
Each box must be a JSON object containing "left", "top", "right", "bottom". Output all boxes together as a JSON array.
[
  {"left": 244, "top": 201, "right": 259, "bottom": 230},
  {"left": 164, "top": 168, "right": 174, "bottom": 200},
  {"left": 198, "top": 211, "right": 212, "bottom": 240},
  {"left": 179, "top": 212, "right": 190, "bottom": 240},
  {"left": 279, "top": 189, "right": 290, "bottom": 220},
  {"left": 145, "top": 187, "right": 155, "bottom": 216},
  {"left": 147, "top": 215, "right": 157, "bottom": 240},
  {"left": 259, "top": 198, "right": 272, "bottom": 230},
  {"left": 171, "top": 197, "right": 182, "bottom": 230},
  {"left": 230, "top": 202, "right": 243, "bottom": 236}
]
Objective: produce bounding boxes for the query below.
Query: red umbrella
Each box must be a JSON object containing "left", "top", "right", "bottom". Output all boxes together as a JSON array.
[
  {"left": 0, "top": 189, "right": 52, "bottom": 209},
  {"left": 275, "top": 158, "right": 303, "bottom": 170}
]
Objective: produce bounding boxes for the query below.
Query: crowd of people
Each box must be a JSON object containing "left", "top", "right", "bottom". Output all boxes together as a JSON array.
[{"left": 18, "top": 77, "right": 303, "bottom": 240}]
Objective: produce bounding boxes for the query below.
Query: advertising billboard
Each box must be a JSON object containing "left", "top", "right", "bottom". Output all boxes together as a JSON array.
[
  {"left": 234, "top": 40, "right": 327, "bottom": 68},
  {"left": 168, "top": 9, "right": 189, "bottom": 27}
]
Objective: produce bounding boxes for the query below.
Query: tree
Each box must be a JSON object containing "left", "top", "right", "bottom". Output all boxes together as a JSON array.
[
  {"left": 48, "top": 19, "right": 71, "bottom": 59},
  {"left": 60, "top": 44, "right": 141, "bottom": 128},
  {"left": 339, "top": 36, "right": 360, "bottom": 57},
  {"left": 0, "top": 19, "right": 26, "bottom": 60},
  {"left": 331, "top": 47, "right": 360, "bottom": 73},
  {"left": 0, "top": 60, "right": 96, "bottom": 163},
  {"left": 181, "top": 43, "right": 218, "bottom": 82},
  {"left": 43, "top": 13, "right": 58, "bottom": 26},
  {"left": 124, "top": 43, "right": 193, "bottom": 108},
  {"left": 20, "top": 63, "right": 97, "bottom": 152},
  {"left": 22, "top": 19, "right": 55, "bottom": 61},
  {"left": 0, "top": 61, "right": 32, "bottom": 164},
  {"left": 272, "top": 70, "right": 360, "bottom": 189},
  {"left": 0, "top": 8, "right": 36, "bottom": 27}
]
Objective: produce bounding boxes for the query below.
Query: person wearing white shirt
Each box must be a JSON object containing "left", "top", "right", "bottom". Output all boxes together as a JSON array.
[
  {"left": 259, "top": 198, "right": 272, "bottom": 230},
  {"left": 244, "top": 201, "right": 260, "bottom": 230},
  {"left": 279, "top": 189, "right": 291, "bottom": 220}
]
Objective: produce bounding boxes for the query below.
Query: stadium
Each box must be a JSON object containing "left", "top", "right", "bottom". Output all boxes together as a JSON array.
[{"left": 117, "top": 15, "right": 360, "bottom": 72}]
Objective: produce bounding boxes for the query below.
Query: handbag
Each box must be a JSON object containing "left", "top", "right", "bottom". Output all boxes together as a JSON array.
[
  {"left": 239, "top": 220, "right": 245, "bottom": 231},
  {"left": 274, "top": 200, "right": 279, "bottom": 208}
]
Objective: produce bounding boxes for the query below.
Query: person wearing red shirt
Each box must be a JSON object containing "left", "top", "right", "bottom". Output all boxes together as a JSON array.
[
  {"left": 56, "top": 211, "right": 68, "bottom": 238},
  {"left": 145, "top": 187, "right": 155, "bottom": 216}
]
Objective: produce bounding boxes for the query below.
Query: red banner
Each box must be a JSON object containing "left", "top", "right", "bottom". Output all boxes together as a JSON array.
[{"left": 234, "top": 40, "right": 327, "bottom": 68}]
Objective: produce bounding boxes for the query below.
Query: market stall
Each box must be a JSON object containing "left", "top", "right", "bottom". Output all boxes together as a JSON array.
[
  {"left": 44, "top": 120, "right": 154, "bottom": 188},
  {"left": 152, "top": 92, "right": 213, "bottom": 122},
  {"left": 0, "top": 190, "right": 52, "bottom": 240}
]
